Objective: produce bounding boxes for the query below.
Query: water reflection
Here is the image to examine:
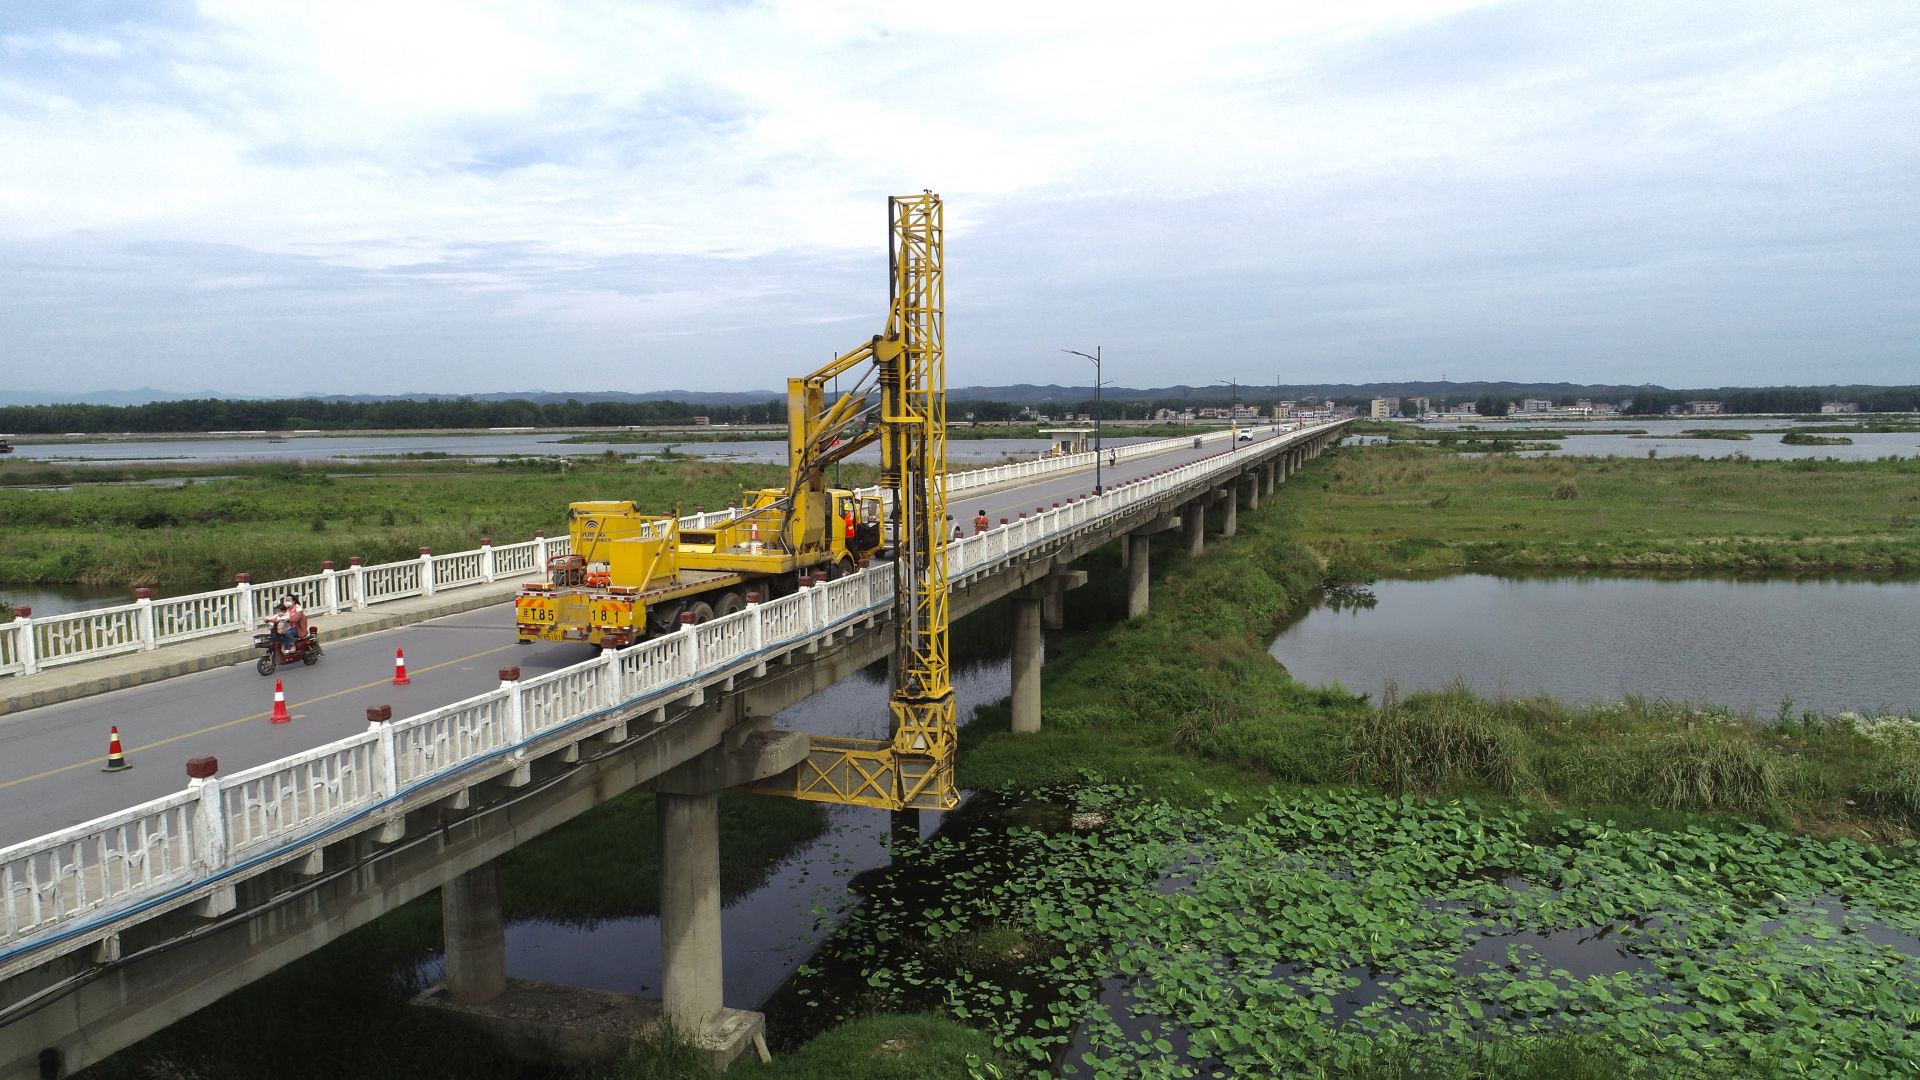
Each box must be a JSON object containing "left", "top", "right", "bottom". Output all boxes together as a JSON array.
[
  {"left": 1271, "top": 574, "right": 1920, "bottom": 715},
  {"left": 419, "top": 651, "right": 1014, "bottom": 1010}
]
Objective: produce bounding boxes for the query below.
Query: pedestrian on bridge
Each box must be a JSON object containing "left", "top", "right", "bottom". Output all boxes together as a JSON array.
[{"left": 973, "top": 508, "right": 991, "bottom": 534}]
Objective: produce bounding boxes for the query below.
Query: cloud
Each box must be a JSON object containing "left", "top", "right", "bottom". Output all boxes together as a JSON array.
[{"left": 0, "top": 0, "right": 1915, "bottom": 392}]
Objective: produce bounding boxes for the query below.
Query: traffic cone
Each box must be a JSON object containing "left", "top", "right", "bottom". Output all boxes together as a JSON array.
[
  {"left": 392, "top": 648, "right": 411, "bottom": 686},
  {"left": 101, "top": 726, "right": 131, "bottom": 772},
  {"left": 270, "top": 680, "right": 292, "bottom": 724}
]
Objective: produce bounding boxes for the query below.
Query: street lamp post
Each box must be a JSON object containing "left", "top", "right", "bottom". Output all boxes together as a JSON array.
[
  {"left": 1062, "top": 346, "right": 1103, "bottom": 493},
  {"left": 1216, "top": 378, "right": 1240, "bottom": 444}
]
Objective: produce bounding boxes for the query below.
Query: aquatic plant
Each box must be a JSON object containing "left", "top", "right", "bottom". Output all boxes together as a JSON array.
[{"left": 779, "top": 785, "right": 1920, "bottom": 1077}]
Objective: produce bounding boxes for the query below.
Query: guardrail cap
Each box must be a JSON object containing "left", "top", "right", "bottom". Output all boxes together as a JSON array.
[
  {"left": 186, "top": 756, "right": 218, "bottom": 779},
  {"left": 366, "top": 705, "right": 392, "bottom": 723}
]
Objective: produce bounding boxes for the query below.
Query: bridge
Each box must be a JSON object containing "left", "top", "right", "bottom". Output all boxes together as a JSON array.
[{"left": 0, "top": 420, "right": 1347, "bottom": 1077}]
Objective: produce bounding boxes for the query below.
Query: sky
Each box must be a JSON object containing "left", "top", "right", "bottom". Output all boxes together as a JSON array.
[{"left": 1, "top": 0, "right": 1916, "bottom": 397}]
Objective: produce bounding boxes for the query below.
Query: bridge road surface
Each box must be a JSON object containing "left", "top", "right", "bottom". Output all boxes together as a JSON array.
[{"left": 0, "top": 429, "right": 1297, "bottom": 846}]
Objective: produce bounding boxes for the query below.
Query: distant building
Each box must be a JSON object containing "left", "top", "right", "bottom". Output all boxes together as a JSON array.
[
  {"left": 691, "top": 415, "right": 711, "bottom": 426},
  {"left": 1821, "top": 401, "right": 1860, "bottom": 414},
  {"left": 1274, "top": 401, "right": 1297, "bottom": 417},
  {"left": 1369, "top": 397, "right": 1400, "bottom": 419},
  {"left": 1590, "top": 402, "right": 1619, "bottom": 415},
  {"left": 1516, "top": 399, "right": 1554, "bottom": 415},
  {"left": 1405, "top": 396, "right": 1432, "bottom": 415},
  {"left": 1687, "top": 400, "right": 1723, "bottom": 415}
]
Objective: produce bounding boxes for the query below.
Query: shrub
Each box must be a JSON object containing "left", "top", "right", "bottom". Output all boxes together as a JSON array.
[
  {"left": 1627, "top": 733, "right": 1786, "bottom": 821},
  {"left": 1347, "top": 691, "right": 1533, "bottom": 796}
]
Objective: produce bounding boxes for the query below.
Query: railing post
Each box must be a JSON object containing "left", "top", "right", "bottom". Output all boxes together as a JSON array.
[
  {"left": 233, "top": 573, "right": 254, "bottom": 628},
  {"left": 188, "top": 759, "right": 229, "bottom": 874},
  {"left": 13, "top": 605, "right": 38, "bottom": 676},
  {"left": 348, "top": 556, "right": 366, "bottom": 611},
  {"left": 419, "top": 547, "right": 436, "bottom": 597},
  {"left": 320, "top": 561, "right": 339, "bottom": 616},
  {"left": 602, "top": 644, "right": 622, "bottom": 708},
  {"left": 134, "top": 588, "right": 156, "bottom": 652},
  {"left": 679, "top": 613, "right": 700, "bottom": 673},
  {"left": 480, "top": 537, "right": 495, "bottom": 583},
  {"left": 371, "top": 708, "right": 399, "bottom": 796},
  {"left": 747, "top": 592, "right": 764, "bottom": 653}
]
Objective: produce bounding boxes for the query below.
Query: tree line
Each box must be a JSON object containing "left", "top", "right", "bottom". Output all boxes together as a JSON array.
[
  {"left": 0, "top": 397, "right": 789, "bottom": 435},
  {"left": 3, "top": 384, "right": 1916, "bottom": 435}
]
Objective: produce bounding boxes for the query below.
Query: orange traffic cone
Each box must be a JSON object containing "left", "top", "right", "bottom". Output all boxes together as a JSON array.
[
  {"left": 101, "top": 726, "right": 131, "bottom": 772},
  {"left": 392, "top": 648, "right": 411, "bottom": 686},
  {"left": 270, "top": 680, "right": 292, "bottom": 724}
]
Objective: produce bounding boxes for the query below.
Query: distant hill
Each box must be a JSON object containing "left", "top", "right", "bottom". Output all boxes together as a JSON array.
[{"left": 0, "top": 388, "right": 229, "bottom": 407}]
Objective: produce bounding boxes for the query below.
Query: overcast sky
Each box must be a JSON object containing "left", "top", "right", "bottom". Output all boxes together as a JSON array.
[{"left": 2, "top": 1, "right": 1915, "bottom": 396}]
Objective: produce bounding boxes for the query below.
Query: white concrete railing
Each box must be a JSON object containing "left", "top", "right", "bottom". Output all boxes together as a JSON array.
[
  {"left": 0, "top": 421, "right": 1338, "bottom": 976},
  {"left": 0, "top": 428, "right": 1236, "bottom": 679}
]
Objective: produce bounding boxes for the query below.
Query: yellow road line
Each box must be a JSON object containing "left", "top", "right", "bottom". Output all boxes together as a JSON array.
[{"left": 0, "top": 643, "right": 521, "bottom": 790}]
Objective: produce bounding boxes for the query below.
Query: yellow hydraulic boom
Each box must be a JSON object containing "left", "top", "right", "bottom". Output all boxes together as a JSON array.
[{"left": 752, "top": 191, "right": 956, "bottom": 811}]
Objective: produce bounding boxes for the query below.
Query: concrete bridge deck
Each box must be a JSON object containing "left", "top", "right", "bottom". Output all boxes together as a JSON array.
[{"left": 0, "top": 420, "right": 1348, "bottom": 1078}]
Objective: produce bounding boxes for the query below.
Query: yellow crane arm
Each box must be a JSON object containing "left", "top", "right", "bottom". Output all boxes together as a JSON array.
[{"left": 752, "top": 192, "right": 955, "bottom": 811}]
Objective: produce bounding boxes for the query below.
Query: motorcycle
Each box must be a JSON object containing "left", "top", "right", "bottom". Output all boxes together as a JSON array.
[{"left": 254, "top": 619, "right": 322, "bottom": 675}]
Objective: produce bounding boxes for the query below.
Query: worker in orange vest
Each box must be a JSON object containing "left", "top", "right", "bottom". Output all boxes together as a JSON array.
[
  {"left": 843, "top": 505, "right": 856, "bottom": 543},
  {"left": 973, "top": 508, "right": 991, "bottom": 534}
]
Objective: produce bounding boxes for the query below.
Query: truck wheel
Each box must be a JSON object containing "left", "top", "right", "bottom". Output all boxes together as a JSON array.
[
  {"left": 686, "top": 601, "right": 714, "bottom": 624},
  {"left": 714, "top": 591, "right": 745, "bottom": 617},
  {"left": 834, "top": 555, "right": 856, "bottom": 579}
]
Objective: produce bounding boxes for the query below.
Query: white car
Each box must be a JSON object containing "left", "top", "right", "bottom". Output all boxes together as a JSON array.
[{"left": 1237, "top": 428, "right": 1254, "bottom": 441}]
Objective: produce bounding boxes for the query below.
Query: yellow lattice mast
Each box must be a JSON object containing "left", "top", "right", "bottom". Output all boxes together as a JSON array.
[{"left": 751, "top": 191, "right": 957, "bottom": 811}]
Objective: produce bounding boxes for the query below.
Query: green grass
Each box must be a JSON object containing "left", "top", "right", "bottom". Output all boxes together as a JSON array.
[
  {"left": 0, "top": 457, "right": 877, "bottom": 591},
  {"left": 730, "top": 1014, "right": 1019, "bottom": 1080},
  {"left": 1294, "top": 444, "right": 1920, "bottom": 574},
  {"left": 1630, "top": 429, "right": 1752, "bottom": 440}
]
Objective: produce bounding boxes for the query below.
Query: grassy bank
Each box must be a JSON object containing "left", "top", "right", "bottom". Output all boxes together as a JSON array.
[
  {"left": 769, "top": 443, "right": 1920, "bottom": 1077},
  {"left": 1293, "top": 444, "right": 1920, "bottom": 574},
  {"left": 0, "top": 458, "right": 874, "bottom": 591},
  {"left": 954, "top": 467, "right": 1920, "bottom": 837}
]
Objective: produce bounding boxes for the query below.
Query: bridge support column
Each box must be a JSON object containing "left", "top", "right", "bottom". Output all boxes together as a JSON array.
[
  {"left": 1010, "top": 597, "right": 1042, "bottom": 734},
  {"left": 659, "top": 790, "right": 723, "bottom": 1033},
  {"left": 1245, "top": 472, "right": 1260, "bottom": 511},
  {"left": 1126, "top": 534, "right": 1151, "bottom": 618},
  {"left": 1220, "top": 488, "right": 1238, "bottom": 538},
  {"left": 443, "top": 860, "right": 507, "bottom": 1005},
  {"left": 1042, "top": 589, "right": 1065, "bottom": 631},
  {"left": 1185, "top": 500, "right": 1206, "bottom": 556}
]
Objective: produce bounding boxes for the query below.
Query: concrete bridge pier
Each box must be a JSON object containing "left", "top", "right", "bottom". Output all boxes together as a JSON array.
[
  {"left": 1010, "top": 568, "right": 1088, "bottom": 733},
  {"left": 658, "top": 791, "right": 722, "bottom": 1033},
  {"left": 1010, "top": 597, "right": 1041, "bottom": 734},
  {"left": 443, "top": 862, "right": 508, "bottom": 1004},
  {"left": 1125, "top": 514, "right": 1179, "bottom": 619},
  {"left": 1216, "top": 486, "right": 1238, "bottom": 538},
  {"left": 1042, "top": 588, "right": 1065, "bottom": 631},
  {"left": 1245, "top": 472, "right": 1260, "bottom": 511},
  {"left": 1185, "top": 499, "right": 1206, "bottom": 556}
]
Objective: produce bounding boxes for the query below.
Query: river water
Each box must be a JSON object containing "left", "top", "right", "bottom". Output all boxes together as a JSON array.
[
  {"left": 418, "top": 648, "right": 1017, "bottom": 1011},
  {"left": 1270, "top": 573, "right": 1920, "bottom": 716},
  {"left": 0, "top": 431, "right": 1140, "bottom": 467},
  {"left": 1367, "top": 418, "right": 1920, "bottom": 460}
]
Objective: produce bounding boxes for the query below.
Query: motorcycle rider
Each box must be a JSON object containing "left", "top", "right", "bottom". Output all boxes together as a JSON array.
[{"left": 272, "top": 595, "right": 307, "bottom": 651}]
